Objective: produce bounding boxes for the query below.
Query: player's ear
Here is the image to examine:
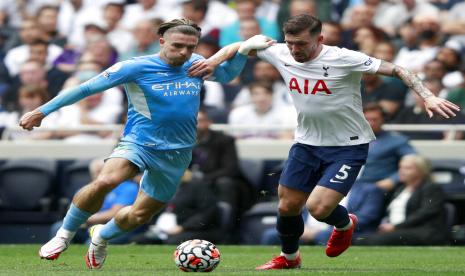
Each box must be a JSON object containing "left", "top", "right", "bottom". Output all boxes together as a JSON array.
[
  {"left": 317, "top": 35, "right": 324, "bottom": 44},
  {"left": 159, "top": 37, "right": 165, "bottom": 46}
]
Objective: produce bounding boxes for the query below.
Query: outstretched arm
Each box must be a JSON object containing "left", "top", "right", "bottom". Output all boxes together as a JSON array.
[
  {"left": 376, "top": 61, "right": 460, "bottom": 118},
  {"left": 189, "top": 35, "right": 274, "bottom": 82},
  {"left": 20, "top": 61, "right": 134, "bottom": 130}
]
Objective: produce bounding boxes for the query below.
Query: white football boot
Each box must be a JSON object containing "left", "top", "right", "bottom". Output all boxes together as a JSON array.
[
  {"left": 85, "top": 224, "right": 108, "bottom": 269},
  {"left": 39, "top": 236, "right": 70, "bottom": 260}
]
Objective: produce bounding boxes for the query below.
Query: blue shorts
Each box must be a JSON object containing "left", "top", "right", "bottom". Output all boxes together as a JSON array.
[
  {"left": 107, "top": 142, "right": 192, "bottom": 203},
  {"left": 279, "top": 143, "right": 368, "bottom": 195}
]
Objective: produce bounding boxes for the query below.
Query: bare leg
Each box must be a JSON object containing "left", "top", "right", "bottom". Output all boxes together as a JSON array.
[
  {"left": 306, "top": 185, "right": 345, "bottom": 220},
  {"left": 115, "top": 190, "right": 166, "bottom": 231},
  {"left": 73, "top": 158, "right": 140, "bottom": 213}
]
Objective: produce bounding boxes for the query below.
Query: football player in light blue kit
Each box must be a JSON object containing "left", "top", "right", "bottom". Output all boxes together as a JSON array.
[{"left": 20, "top": 18, "right": 273, "bottom": 269}]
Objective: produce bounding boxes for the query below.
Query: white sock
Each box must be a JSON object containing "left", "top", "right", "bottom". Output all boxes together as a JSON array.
[
  {"left": 56, "top": 227, "right": 76, "bottom": 242},
  {"left": 280, "top": 251, "right": 299, "bottom": 260},
  {"left": 335, "top": 218, "right": 353, "bottom": 231}
]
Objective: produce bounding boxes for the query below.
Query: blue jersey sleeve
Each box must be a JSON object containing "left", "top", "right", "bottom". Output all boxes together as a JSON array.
[
  {"left": 211, "top": 52, "right": 248, "bottom": 83},
  {"left": 39, "top": 60, "right": 139, "bottom": 115}
]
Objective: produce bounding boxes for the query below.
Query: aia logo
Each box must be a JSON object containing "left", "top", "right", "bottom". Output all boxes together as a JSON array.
[{"left": 288, "top": 77, "right": 332, "bottom": 95}]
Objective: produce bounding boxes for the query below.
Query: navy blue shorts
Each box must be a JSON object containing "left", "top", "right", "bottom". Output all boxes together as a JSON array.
[{"left": 279, "top": 143, "right": 369, "bottom": 195}]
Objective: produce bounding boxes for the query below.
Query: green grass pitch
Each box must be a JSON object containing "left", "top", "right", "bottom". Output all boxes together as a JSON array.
[{"left": 0, "top": 245, "right": 464, "bottom": 275}]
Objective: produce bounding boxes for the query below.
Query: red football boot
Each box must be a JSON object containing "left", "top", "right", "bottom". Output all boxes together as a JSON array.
[
  {"left": 325, "top": 214, "right": 358, "bottom": 257},
  {"left": 256, "top": 254, "right": 301, "bottom": 270}
]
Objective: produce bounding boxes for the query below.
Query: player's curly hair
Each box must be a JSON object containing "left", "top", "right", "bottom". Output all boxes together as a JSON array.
[
  {"left": 283, "top": 14, "right": 322, "bottom": 36},
  {"left": 157, "top": 18, "right": 202, "bottom": 38}
]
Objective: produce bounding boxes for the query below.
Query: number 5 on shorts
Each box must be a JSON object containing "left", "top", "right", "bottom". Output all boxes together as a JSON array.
[{"left": 334, "top": 164, "right": 352, "bottom": 180}]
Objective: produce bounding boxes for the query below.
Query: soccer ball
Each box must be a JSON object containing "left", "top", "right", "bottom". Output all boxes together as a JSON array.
[{"left": 173, "top": 239, "right": 221, "bottom": 272}]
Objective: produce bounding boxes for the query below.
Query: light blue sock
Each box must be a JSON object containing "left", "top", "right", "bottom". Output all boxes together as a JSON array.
[
  {"left": 100, "top": 218, "right": 128, "bottom": 241},
  {"left": 62, "top": 203, "right": 92, "bottom": 232}
]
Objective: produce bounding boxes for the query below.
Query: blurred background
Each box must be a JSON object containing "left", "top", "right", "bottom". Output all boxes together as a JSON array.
[{"left": 0, "top": 0, "right": 465, "bottom": 246}]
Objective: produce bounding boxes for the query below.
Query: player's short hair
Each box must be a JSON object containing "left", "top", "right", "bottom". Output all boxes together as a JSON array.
[
  {"left": 157, "top": 18, "right": 201, "bottom": 38},
  {"left": 283, "top": 14, "right": 322, "bottom": 36}
]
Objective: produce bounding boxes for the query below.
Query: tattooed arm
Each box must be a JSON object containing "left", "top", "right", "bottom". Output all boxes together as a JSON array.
[{"left": 376, "top": 61, "right": 460, "bottom": 118}]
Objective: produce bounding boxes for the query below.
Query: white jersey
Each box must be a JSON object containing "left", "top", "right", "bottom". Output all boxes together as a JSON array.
[{"left": 257, "top": 44, "right": 381, "bottom": 146}]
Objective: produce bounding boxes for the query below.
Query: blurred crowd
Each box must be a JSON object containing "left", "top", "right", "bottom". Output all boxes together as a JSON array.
[
  {"left": 0, "top": 0, "right": 464, "bottom": 141},
  {"left": 0, "top": 0, "right": 462, "bottom": 246}
]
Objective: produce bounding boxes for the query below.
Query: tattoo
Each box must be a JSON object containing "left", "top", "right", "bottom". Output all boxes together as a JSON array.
[{"left": 393, "top": 65, "right": 433, "bottom": 99}]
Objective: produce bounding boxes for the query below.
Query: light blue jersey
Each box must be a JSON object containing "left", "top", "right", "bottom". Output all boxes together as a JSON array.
[
  {"left": 38, "top": 51, "right": 246, "bottom": 202},
  {"left": 39, "top": 52, "right": 246, "bottom": 150}
]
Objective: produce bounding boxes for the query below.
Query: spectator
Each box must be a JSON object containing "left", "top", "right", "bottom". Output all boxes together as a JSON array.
[
  {"left": 102, "top": 1, "right": 133, "bottom": 55},
  {"left": 435, "top": 42, "right": 463, "bottom": 90},
  {"left": 393, "top": 14, "right": 441, "bottom": 73},
  {"left": 441, "top": 1, "right": 465, "bottom": 45},
  {"left": 219, "top": 0, "right": 280, "bottom": 47},
  {"left": 4, "top": 20, "right": 63, "bottom": 76},
  {"left": 50, "top": 158, "right": 139, "bottom": 244},
  {"left": 341, "top": 0, "right": 392, "bottom": 31},
  {"left": 377, "top": 0, "right": 439, "bottom": 37},
  {"left": 191, "top": 108, "right": 254, "bottom": 220},
  {"left": 353, "top": 26, "right": 386, "bottom": 55},
  {"left": 37, "top": 5, "right": 66, "bottom": 47},
  {"left": 446, "top": 64, "right": 465, "bottom": 112},
  {"left": 321, "top": 21, "right": 343, "bottom": 47},
  {"left": 361, "top": 72, "right": 406, "bottom": 119},
  {"left": 4, "top": 55, "right": 69, "bottom": 111},
  {"left": 0, "top": 84, "right": 57, "bottom": 140},
  {"left": 121, "top": 0, "right": 181, "bottom": 30},
  {"left": 358, "top": 104, "right": 416, "bottom": 192},
  {"left": 394, "top": 79, "right": 465, "bottom": 140},
  {"left": 355, "top": 154, "right": 449, "bottom": 245},
  {"left": 181, "top": 0, "right": 237, "bottom": 39},
  {"left": 228, "top": 81, "right": 296, "bottom": 139},
  {"left": 119, "top": 18, "right": 162, "bottom": 61}
]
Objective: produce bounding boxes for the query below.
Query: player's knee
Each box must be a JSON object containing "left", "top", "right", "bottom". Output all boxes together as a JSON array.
[
  {"left": 308, "top": 204, "right": 332, "bottom": 220},
  {"left": 129, "top": 209, "right": 153, "bottom": 225},
  {"left": 93, "top": 175, "right": 120, "bottom": 192},
  {"left": 278, "top": 201, "right": 302, "bottom": 216}
]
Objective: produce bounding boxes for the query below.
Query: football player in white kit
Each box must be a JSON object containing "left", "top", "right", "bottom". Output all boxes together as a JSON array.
[{"left": 189, "top": 14, "right": 459, "bottom": 270}]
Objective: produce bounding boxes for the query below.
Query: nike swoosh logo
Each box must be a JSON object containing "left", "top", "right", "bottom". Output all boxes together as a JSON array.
[
  {"left": 91, "top": 250, "right": 100, "bottom": 268},
  {"left": 284, "top": 64, "right": 291, "bottom": 67},
  {"left": 329, "top": 179, "right": 343, "bottom": 183}
]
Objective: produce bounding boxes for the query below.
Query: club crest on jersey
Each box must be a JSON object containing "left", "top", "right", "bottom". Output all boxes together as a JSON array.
[
  {"left": 322, "top": 65, "right": 329, "bottom": 77},
  {"left": 364, "top": 58, "right": 373, "bottom": 66},
  {"left": 288, "top": 77, "right": 332, "bottom": 95}
]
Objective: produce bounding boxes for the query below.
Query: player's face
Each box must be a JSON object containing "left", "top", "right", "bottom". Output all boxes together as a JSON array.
[
  {"left": 160, "top": 32, "right": 199, "bottom": 66},
  {"left": 284, "top": 30, "right": 323, "bottom": 63}
]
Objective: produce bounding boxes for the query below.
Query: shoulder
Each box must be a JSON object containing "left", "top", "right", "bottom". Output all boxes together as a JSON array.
[{"left": 258, "top": 43, "right": 289, "bottom": 57}]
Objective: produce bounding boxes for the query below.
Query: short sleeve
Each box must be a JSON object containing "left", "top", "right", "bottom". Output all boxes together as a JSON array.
[
  {"left": 257, "top": 45, "right": 280, "bottom": 66},
  {"left": 339, "top": 48, "right": 381, "bottom": 73}
]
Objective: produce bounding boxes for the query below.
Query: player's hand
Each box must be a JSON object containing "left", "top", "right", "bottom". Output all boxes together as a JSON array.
[
  {"left": 19, "top": 109, "right": 46, "bottom": 131},
  {"left": 424, "top": 96, "right": 460, "bottom": 119},
  {"left": 238, "top": 34, "right": 276, "bottom": 55},
  {"left": 189, "top": 59, "right": 217, "bottom": 80}
]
